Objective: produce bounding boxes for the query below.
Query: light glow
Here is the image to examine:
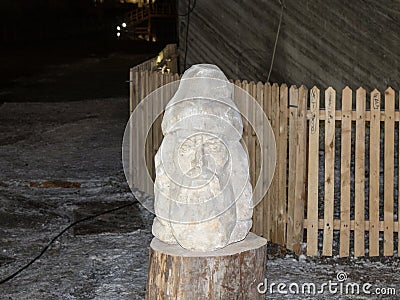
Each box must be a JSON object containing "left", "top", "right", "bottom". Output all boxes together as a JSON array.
[{"left": 122, "top": 23, "right": 127, "bottom": 28}]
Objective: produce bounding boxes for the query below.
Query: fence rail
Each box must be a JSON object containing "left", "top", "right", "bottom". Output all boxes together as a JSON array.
[{"left": 129, "top": 50, "right": 400, "bottom": 258}]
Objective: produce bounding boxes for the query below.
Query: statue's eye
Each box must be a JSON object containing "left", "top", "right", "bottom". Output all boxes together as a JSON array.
[
  {"left": 179, "top": 147, "right": 188, "bottom": 153},
  {"left": 208, "top": 144, "right": 218, "bottom": 151},
  {"left": 206, "top": 141, "right": 224, "bottom": 152},
  {"left": 179, "top": 143, "right": 191, "bottom": 153}
]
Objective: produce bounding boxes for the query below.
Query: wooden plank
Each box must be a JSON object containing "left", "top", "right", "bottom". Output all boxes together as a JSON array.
[
  {"left": 369, "top": 89, "right": 381, "bottom": 257},
  {"left": 286, "top": 86, "right": 299, "bottom": 251},
  {"left": 384, "top": 87, "right": 395, "bottom": 256},
  {"left": 269, "top": 83, "right": 280, "bottom": 243},
  {"left": 306, "top": 109, "right": 400, "bottom": 122},
  {"left": 253, "top": 82, "right": 264, "bottom": 237},
  {"left": 292, "top": 85, "right": 307, "bottom": 254},
  {"left": 144, "top": 71, "right": 153, "bottom": 190},
  {"left": 242, "top": 80, "right": 250, "bottom": 174},
  {"left": 150, "top": 71, "right": 157, "bottom": 180},
  {"left": 322, "top": 87, "right": 336, "bottom": 256},
  {"left": 240, "top": 80, "right": 259, "bottom": 237},
  {"left": 277, "top": 84, "right": 288, "bottom": 245},
  {"left": 399, "top": 89, "right": 400, "bottom": 255},
  {"left": 263, "top": 83, "right": 272, "bottom": 240},
  {"left": 306, "top": 86, "right": 320, "bottom": 256},
  {"left": 246, "top": 80, "right": 258, "bottom": 235},
  {"left": 233, "top": 80, "right": 243, "bottom": 154},
  {"left": 354, "top": 87, "right": 366, "bottom": 257},
  {"left": 304, "top": 219, "right": 400, "bottom": 232},
  {"left": 167, "top": 73, "right": 174, "bottom": 106},
  {"left": 131, "top": 68, "right": 141, "bottom": 190},
  {"left": 152, "top": 72, "right": 163, "bottom": 179},
  {"left": 146, "top": 72, "right": 156, "bottom": 179},
  {"left": 137, "top": 70, "right": 146, "bottom": 193},
  {"left": 129, "top": 68, "right": 135, "bottom": 188},
  {"left": 129, "top": 68, "right": 134, "bottom": 114},
  {"left": 163, "top": 73, "right": 171, "bottom": 138},
  {"left": 245, "top": 80, "right": 257, "bottom": 239},
  {"left": 249, "top": 81, "right": 257, "bottom": 195},
  {"left": 368, "top": 89, "right": 381, "bottom": 256},
  {"left": 339, "top": 87, "right": 352, "bottom": 257}
]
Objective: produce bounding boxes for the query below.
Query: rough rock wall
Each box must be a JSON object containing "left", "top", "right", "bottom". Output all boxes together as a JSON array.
[{"left": 178, "top": 0, "right": 400, "bottom": 91}]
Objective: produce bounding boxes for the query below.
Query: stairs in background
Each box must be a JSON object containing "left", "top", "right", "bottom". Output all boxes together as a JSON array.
[{"left": 117, "top": 2, "right": 176, "bottom": 41}]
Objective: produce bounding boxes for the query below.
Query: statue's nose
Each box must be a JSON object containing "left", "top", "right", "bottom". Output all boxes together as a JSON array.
[{"left": 191, "top": 145, "right": 204, "bottom": 168}]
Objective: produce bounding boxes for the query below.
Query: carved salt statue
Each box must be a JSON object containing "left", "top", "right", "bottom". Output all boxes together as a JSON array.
[{"left": 152, "top": 64, "right": 253, "bottom": 251}]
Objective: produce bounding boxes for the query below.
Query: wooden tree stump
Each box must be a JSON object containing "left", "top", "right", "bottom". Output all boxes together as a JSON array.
[{"left": 146, "top": 233, "right": 267, "bottom": 299}]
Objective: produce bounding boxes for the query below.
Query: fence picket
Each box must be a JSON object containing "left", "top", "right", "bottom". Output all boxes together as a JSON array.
[
  {"left": 133, "top": 67, "right": 140, "bottom": 111},
  {"left": 287, "top": 86, "right": 299, "bottom": 251},
  {"left": 339, "top": 87, "right": 352, "bottom": 257},
  {"left": 307, "top": 86, "right": 320, "bottom": 256},
  {"left": 253, "top": 82, "right": 264, "bottom": 236},
  {"left": 249, "top": 81, "right": 257, "bottom": 195},
  {"left": 293, "top": 85, "right": 308, "bottom": 254},
  {"left": 150, "top": 71, "right": 156, "bottom": 179},
  {"left": 136, "top": 70, "right": 147, "bottom": 193},
  {"left": 152, "top": 72, "right": 163, "bottom": 179},
  {"left": 129, "top": 68, "right": 135, "bottom": 187},
  {"left": 173, "top": 73, "right": 180, "bottom": 81},
  {"left": 292, "top": 86, "right": 308, "bottom": 254},
  {"left": 354, "top": 87, "right": 366, "bottom": 257},
  {"left": 264, "top": 83, "right": 272, "bottom": 240},
  {"left": 323, "top": 87, "right": 336, "bottom": 256},
  {"left": 277, "top": 84, "right": 288, "bottom": 245},
  {"left": 270, "top": 83, "right": 280, "bottom": 243},
  {"left": 384, "top": 87, "right": 395, "bottom": 256},
  {"left": 132, "top": 68, "right": 141, "bottom": 190},
  {"left": 369, "top": 89, "right": 381, "bottom": 256},
  {"left": 241, "top": 81, "right": 250, "bottom": 181},
  {"left": 144, "top": 71, "right": 153, "bottom": 187}
]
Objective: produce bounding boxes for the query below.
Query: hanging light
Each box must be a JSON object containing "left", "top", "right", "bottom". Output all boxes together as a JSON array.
[
  {"left": 122, "top": 23, "right": 127, "bottom": 28},
  {"left": 117, "top": 26, "right": 121, "bottom": 31}
]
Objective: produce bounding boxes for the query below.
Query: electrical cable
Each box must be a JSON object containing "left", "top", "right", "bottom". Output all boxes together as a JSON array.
[
  {"left": 180, "top": 0, "right": 281, "bottom": 80},
  {"left": 0, "top": 201, "right": 136, "bottom": 285},
  {"left": 177, "top": 0, "right": 196, "bottom": 17},
  {"left": 266, "top": 0, "right": 285, "bottom": 83}
]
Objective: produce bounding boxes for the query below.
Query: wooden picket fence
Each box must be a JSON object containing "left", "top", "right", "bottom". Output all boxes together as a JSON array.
[{"left": 130, "top": 56, "right": 399, "bottom": 258}]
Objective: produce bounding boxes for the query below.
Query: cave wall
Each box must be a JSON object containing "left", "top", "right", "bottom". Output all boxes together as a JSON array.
[{"left": 178, "top": 0, "right": 400, "bottom": 91}]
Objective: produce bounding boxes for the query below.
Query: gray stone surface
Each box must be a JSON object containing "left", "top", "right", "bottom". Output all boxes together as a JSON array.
[{"left": 178, "top": 0, "right": 400, "bottom": 91}]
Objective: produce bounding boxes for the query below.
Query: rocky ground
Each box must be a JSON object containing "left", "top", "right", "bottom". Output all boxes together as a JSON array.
[{"left": 0, "top": 42, "right": 399, "bottom": 299}]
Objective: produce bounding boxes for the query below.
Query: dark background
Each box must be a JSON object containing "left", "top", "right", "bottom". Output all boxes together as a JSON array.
[{"left": 0, "top": 0, "right": 173, "bottom": 100}]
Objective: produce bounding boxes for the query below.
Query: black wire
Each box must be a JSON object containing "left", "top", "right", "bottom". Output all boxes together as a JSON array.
[
  {"left": 0, "top": 201, "right": 136, "bottom": 285},
  {"left": 266, "top": 0, "right": 285, "bottom": 83},
  {"left": 183, "top": 0, "right": 196, "bottom": 70},
  {"left": 177, "top": 0, "right": 196, "bottom": 17}
]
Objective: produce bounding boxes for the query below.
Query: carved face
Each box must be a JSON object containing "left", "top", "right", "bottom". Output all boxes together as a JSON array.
[
  {"left": 172, "top": 133, "right": 231, "bottom": 208},
  {"left": 177, "top": 134, "right": 229, "bottom": 180}
]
